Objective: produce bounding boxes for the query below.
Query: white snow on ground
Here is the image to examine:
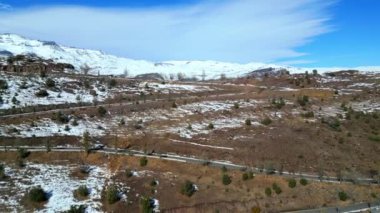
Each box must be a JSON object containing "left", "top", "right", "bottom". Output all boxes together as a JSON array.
[
  {"left": 140, "top": 82, "right": 214, "bottom": 93},
  {"left": 0, "top": 74, "right": 110, "bottom": 110},
  {"left": 0, "top": 117, "right": 106, "bottom": 138},
  {"left": 348, "top": 83, "right": 376, "bottom": 88},
  {"left": 318, "top": 77, "right": 351, "bottom": 83},
  {"left": 170, "top": 139, "right": 234, "bottom": 150},
  {"left": 351, "top": 101, "right": 380, "bottom": 113},
  {"left": 168, "top": 116, "right": 261, "bottom": 139},
  {"left": 0, "top": 163, "right": 110, "bottom": 213}
]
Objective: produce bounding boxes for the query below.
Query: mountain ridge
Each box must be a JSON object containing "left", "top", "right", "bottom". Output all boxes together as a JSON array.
[{"left": 0, "top": 33, "right": 379, "bottom": 79}]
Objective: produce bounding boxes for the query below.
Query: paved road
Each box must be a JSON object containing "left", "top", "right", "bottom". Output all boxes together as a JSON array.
[
  {"left": 286, "top": 201, "right": 380, "bottom": 213},
  {"left": 0, "top": 145, "right": 378, "bottom": 186}
]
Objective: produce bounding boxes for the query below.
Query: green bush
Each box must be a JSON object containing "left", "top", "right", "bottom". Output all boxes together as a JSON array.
[
  {"left": 97, "top": 106, "right": 107, "bottom": 117},
  {"left": 45, "top": 78, "right": 56, "bottom": 88},
  {"left": 288, "top": 179, "right": 297, "bottom": 188},
  {"left": 272, "top": 183, "right": 282, "bottom": 194},
  {"left": 35, "top": 89, "right": 49, "bottom": 97},
  {"left": 338, "top": 191, "right": 348, "bottom": 201},
  {"left": 18, "top": 148, "right": 30, "bottom": 159},
  {"left": 181, "top": 180, "right": 197, "bottom": 197},
  {"left": 75, "top": 185, "right": 89, "bottom": 197},
  {"left": 28, "top": 186, "right": 48, "bottom": 202},
  {"left": 65, "top": 205, "right": 86, "bottom": 213},
  {"left": 242, "top": 171, "right": 254, "bottom": 181},
  {"left": 0, "top": 79, "right": 8, "bottom": 90},
  {"left": 0, "top": 164, "right": 5, "bottom": 179},
  {"left": 208, "top": 123, "right": 214, "bottom": 130},
  {"left": 140, "top": 157, "right": 148, "bottom": 167},
  {"left": 106, "top": 185, "right": 119, "bottom": 204},
  {"left": 222, "top": 174, "right": 232, "bottom": 185},
  {"left": 261, "top": 117, "right": 272, "bottom": 126},
  {"left": 300, "top": 178, "right": 308, "bottom": 186},
  {"left": 368, "top": 135, "right": 380, "bottom": 142},
  {"left": 140, "top": 196, "right": 154, "bottom": 213},
  {"left": 265, "top": 187, "right": 272, "bottom": 196}
]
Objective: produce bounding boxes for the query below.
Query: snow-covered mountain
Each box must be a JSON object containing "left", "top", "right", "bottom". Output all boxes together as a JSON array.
[{"left": 0, "top": 33, "right": 379, "bottom": 79}]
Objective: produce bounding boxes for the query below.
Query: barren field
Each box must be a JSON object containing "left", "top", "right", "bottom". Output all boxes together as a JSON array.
[{"left": 1, "top": 70, "right": 380, "bottom": 212}]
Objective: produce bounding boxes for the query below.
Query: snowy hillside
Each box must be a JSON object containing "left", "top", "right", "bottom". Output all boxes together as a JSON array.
[
  {"left": 0, "top": 34, "right": 288, "bottom": 78},
  {"left": 0, "top": 33, "right": 379, "bottom": 79}
]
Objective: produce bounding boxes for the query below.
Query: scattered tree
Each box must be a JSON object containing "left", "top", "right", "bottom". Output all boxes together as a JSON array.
[
  {"left": 288, "top": 179, "right": 297, "bottom": 188},
  {"left": 45, "top": 78, "right": 56, "bottom": 88},
  {"left": 64, "top": 205, "right": 86, "bottom": 213},
  {"left": 222, "top": 174, "right": 232, "bottom": 185},
  {"left": 300, "top": 178, "right": 308, "bottom": 186},
  {"left": 28, "top": 186, "right": 48, "bottom": 202},
  {"left": 140, "top": 157, "right": 148, "bottom": 167},
  {"left": 338, "top": 191, "right": 348, "bottom": 201},
  {"left": 265, "top": 187, "right": 272, "bottom": 196},
  {"left": 82, "top": 131, "right": 91, "bottom": 154},
  {"left": 75, "top": 185, "right": 90, "bottom": 198},
  {"left": 106, "top": 185, "right": 120, "bottom": 204},
  {"left": 35, "top": 89, "right": 49, "bottom": 97},
  {"left": 97, "top": 106, "right": 107, "bottom": 117},
  {"left": 181, "top": 180, "right": 197, "bottom": 197},
  {"left": 261, "top": 117, "right": 272, "bottom": 126}
]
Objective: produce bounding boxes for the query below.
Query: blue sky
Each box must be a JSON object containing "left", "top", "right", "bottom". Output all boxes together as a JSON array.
[{"left": 0, "top": 0, "right": 379, "bottom": 67}]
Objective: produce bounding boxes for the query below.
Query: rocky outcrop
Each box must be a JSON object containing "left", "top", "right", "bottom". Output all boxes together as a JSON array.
[{"left": 0, "top": 55, "right": 74, "bottom": 73}]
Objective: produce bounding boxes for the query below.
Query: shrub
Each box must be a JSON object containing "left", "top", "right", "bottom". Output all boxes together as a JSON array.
[
  {"left": 18, "top": 148, "right": 30, "bottom": 159},
  {"left": 126, "top": 169, "right": 134, "bottom": 178},
  {"left": 234, "top": 102, "right": 240, "bottom": 109},
  {"left": 242, "top": 173, "right": 249, "bottom": 181},
  {"left": 75, "top": 185, "right": 89, "bottom": 197},
  {"left": 222, "top": 174, "right": 232, "bottom": 185},
  {"left": 106, "top": 185, "right": 119, "bottom": 204},
  {"left": 300, "top": 178, "right": 308, "bottom": 186},
  {"left": 28, "top": 186, "right": 48, "bottom": 202},
  {"left": 245, "top": 119, "right": 252, "bottom": 126},
  {"left": 172, "top": 101, "right": 178, "bottom": 108},
  {"left": 181, "top": 180, "right": 197, "bottom": 197},
  {"left": 45, "top": 78, "right": 56, "bottom": 88},
  {"left": 0, "top": 164, "right": 5, "bottom": 179},
  {"left": 265, "top": 187, "right": 272, "bottom": 196},
  {"left": 119, "top": 118, "right": 125, "bottom": 126},
  {"left": 272, "top": 183, "right": 282, "bottom": 194},
  {"left": 108, "top": 79, "right": 117, "bottom": 88},
  {"left": 65, "top": 205, "right": 86, "bottom": 213},
  {"left": 297, "top": 95, "right": 309, "bottom": 106},
  {"left": 54, "top": 111, "right": 70, "bottom": 123},
  {"left": 302, "top": 111, "right": 314, "bottom": 118},
  {"left": 208, "top": 123, "right": 214, "bottom": 130},
  {"left": 72, "top": 119, "right": 79, "bottom": 126},
  {"left": 35, "top": 89, "right": 49, "bottom": 97},
  {"left": 338, "top": 191, "right": 348, "bottom": 201},
  {"left": 97, "top": 106, "right": 107, "bottom": 117},
  {"left": 0, "top": 79, "right": 8, "bottom": 90},
  {"left": 242, "top": 171, "right": 254, "bottom": 181},
  {"left": 261, "top": 117, "right": 272, "bottom": 126},
  {"left": 140, "top": 157, "right": 148, "bottom": 167},
  {"left": 140, "top": 196, "right": 154, "bottom": 213},
  {"left": 288, "top": 179, "right": 297, "bottom": 188},
  {"left": 368, "top": 135, "right": 380, "bottom": 142}
]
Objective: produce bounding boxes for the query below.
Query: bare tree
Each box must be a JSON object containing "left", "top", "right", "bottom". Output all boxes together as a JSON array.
[
  {"left": 80, "top": 64, "right": 91, "bottom": 75},
  {"left": 169, "top": 73, "right": 175, "bottom": 81},
  {"left": 123, "top": 67, "right": 129, "bottom": 78},
  {"left": 177, "top": 72, "right": 185, "bottom": 81},
  {"left": 220, "top": 73, "right": 226, "bottom": 80}
]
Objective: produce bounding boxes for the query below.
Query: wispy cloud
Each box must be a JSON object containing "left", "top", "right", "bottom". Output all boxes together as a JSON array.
[
  {"left": 0, "top": 0, "right": 334, "bottom": 63},
  {"left": 0, "top": 2, "right": 11, "bottom": 10}
]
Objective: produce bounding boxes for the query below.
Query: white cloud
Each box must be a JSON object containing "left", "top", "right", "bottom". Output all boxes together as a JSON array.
[
  {"left": 0, "top": 0, "right": 333, "bottom": 63},
  {"left": 0, "top": 2, "right": 11, "bottom": 10}
]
